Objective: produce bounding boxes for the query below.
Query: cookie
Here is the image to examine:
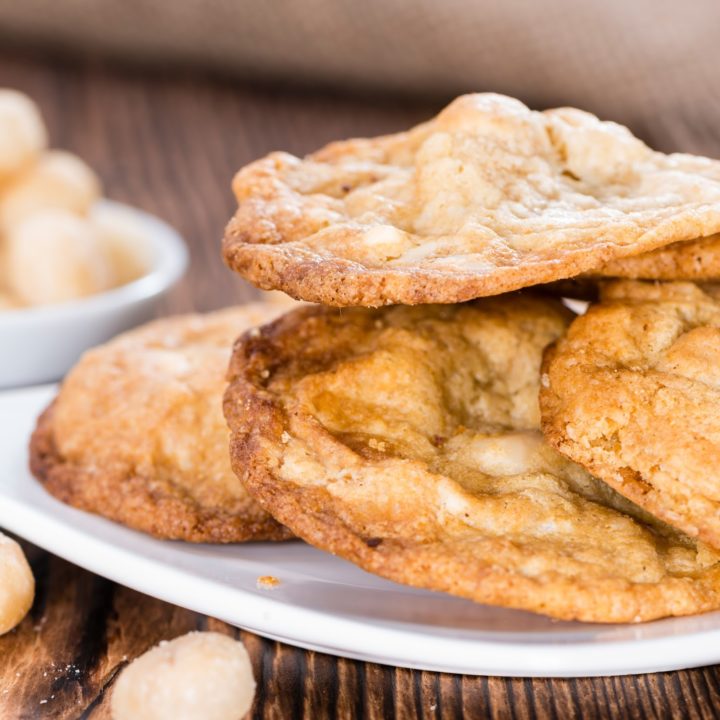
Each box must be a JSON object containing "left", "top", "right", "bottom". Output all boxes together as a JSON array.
[
  {"left": 30, "top": 304, "right": 292, "bottom": 543},
  {"left": 224, "top": 297, "right": 720, "bottom": 622},
  {"left": 224, "top": 93, "right": 720, "bottom": 307},
  {"left": 541, "top": 280, "right": 720, "bottom": 551},
  {"left": 596, "top": 234, "right": 720, "bottom": 281},
  {"left": 558, "top": 234, "right": 720, "bottom": 298},
  {"left": 539, "top": 233, "right": 720, "bottom": 299}
]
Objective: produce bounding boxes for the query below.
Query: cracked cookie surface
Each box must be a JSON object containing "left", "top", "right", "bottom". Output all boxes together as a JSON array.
[
  {"left": 541, "top": 280, "right": 720, "bottom": 550},
  {"left": 224, "top": 93, "right": 720, "bottom": 307},
  {"left": 224, "top": 296, "right": 720, "bottom": 622},
  {"left": 30, "top": 304, "right": 292, "bottom": 542}
]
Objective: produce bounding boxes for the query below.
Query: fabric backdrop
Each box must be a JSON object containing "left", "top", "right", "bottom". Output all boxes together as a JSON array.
[{"left": 0, "top": 0, "right": 717, "bottom": 152}]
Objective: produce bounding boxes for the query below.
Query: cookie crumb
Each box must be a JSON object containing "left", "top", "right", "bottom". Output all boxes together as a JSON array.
[{"left": 256, "top": 575, "right": 280, "bottom": 589}]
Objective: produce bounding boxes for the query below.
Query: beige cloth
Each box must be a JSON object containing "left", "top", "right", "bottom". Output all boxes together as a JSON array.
[{"left": 0, "top": 0, "right": 718, "bottom": 146}]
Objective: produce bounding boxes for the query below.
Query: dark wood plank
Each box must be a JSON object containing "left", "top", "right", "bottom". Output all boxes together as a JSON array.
[
  {"left": 6, "top": 544, "right": 720, "bottom": 719},
  {"left": 2, "top": 48, "right": 720, "bottom": 719}
]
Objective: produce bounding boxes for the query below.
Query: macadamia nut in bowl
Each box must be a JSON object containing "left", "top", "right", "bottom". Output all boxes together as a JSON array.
[
  {"left": 0, "top": 199, "right": 187, "bottom": 388},
  {"left": 0, "top": 88, "right": 187, "bottom": 387}
]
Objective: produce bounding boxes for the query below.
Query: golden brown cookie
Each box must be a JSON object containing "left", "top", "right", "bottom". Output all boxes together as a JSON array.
[
  {"left": 596, "top": 234, "right": 720, "bottom": 281},
  {"left": 224, "top": 93, "right": 720, "bottom": 307},
  {"left": 541, "top": 280, "right": 720, "bottom": 551},
  {"left": 541, "top": 233, "right": 720, "bottom": 298},
  {"left": 546, "top": 235, "right": 720, "bottom": 297},
  {"left": 30, "top": 304, "right": 292, "bottom": 543},
  {"left": 224, "top": 297, "right": 720, "bottom": 622},
  {"left": 558, "top": 233, "right": 720, "bottom": 291}
]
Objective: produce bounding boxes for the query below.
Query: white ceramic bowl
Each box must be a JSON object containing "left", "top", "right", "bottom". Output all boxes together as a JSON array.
[{"left": 0, "top": 200, "right": 188, "bottom": 388}]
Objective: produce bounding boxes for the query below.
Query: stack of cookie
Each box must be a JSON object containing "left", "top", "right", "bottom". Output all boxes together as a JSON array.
[
  {"left": 221, "top": 94, "right": 720, "bottom": 623},
  {"left": 33, "top": 94, "right": 720, "bottom": 624}
]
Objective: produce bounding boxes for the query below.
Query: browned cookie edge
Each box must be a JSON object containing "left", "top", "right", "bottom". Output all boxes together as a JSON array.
[{"left": 30, "top": 400, "right": 292, "bottom": 543}]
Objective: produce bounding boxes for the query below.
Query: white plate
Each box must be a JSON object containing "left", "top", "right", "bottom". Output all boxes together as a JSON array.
[{"left": 2, "top": 385, "right": 720, "bottom": 678}]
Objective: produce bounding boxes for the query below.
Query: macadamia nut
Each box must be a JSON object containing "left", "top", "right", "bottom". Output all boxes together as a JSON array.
[
  {"left": 0, "top": 292, "right": 22, "bottom": 310},
  {"left": 111, "top": 632, "right": 256, "bottom": 720},
  {"left": 90, "top": 203, "right": 150, "bottom": 286},
  {"left": 0, "top": 150, "right": 101, "bottom": 231},
  {"left": 0, "top": 90, "right": 151, "bottom": 310},
  {"left": 0, "top": 533, "right": 34, "bottom": 635},
  {"left": 0, "top": 89, "right": 47, "bottom": 181},
  {"left": 6, "top": 209, "right": 113, "bottom": 305}
]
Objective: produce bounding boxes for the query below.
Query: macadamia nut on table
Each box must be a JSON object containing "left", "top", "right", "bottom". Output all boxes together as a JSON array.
[
  {"left": 111, "top": 632, "right": 256, "bottom": 720},
  {"left": 0, "top": 532, "right": 34, "bottom": 635}
]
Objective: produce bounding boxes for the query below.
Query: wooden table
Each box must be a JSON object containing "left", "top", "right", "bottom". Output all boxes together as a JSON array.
[{"left": 1, "top": 49, "right": 719, "bottom": 719}]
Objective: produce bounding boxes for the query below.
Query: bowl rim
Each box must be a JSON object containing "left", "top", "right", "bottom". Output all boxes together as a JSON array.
[{"left": 0, "top": 199, "right": 188, "bottom": 327}]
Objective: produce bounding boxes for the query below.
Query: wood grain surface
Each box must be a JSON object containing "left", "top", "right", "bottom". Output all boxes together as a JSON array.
[{"left": 1, "top": 48, "right": 720, "bottom": 719}]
